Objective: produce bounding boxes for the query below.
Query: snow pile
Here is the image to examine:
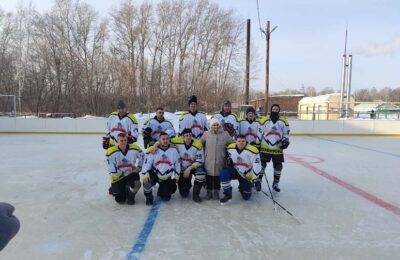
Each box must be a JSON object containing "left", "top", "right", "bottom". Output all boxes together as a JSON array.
[
  {"left": 17, "top": 115, "right": 38, "bottom": 118},
  {"left": 78, "top": 115, "right": 107, "bottom": 119}
]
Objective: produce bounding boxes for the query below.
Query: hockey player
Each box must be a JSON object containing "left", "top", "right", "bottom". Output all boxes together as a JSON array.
[
  {"left": 106, "top": 133, "right": 144, "bottom": 205},
  {"left": 212, "top": 100, "right": 239, "bottom": 137},
  {"left": 142, "top": 132, "right": 180, "bottom": 205},
  {"left": 103, "top": 100, "right": 139, "bottom": 149},
  {"left": 170, "top": 129, "right": 205, "bottom": 203},
  {"left": 142, "top": 107, "right": 175, "bottom": 148},
  {"left": 179, "top": 95, "right": 208, "bottom": 139},
  {"left": 239, "top": 106, "right": 260, "bottom": 145},
  {"left": 256, "top": 104, "right": 290, "bottom": 192},
  {"left": 219, "top": 135, "right": 262, "bottom": 204}
]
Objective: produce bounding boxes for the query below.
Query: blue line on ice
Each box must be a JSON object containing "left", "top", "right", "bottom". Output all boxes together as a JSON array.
[
  {"left": 127, "top": 199, "right": 161, "bottom": 260},
  {"left": 313, "top": 136, "right": 400, "bottom": 158}
]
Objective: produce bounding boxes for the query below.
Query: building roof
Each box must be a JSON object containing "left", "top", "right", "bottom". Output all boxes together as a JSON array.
[
  {"left": 354, "top": 103, "right": 382, "bottom": 110},
  {"left": 299, "top": 93, "right": 341, "bottom": 104}
]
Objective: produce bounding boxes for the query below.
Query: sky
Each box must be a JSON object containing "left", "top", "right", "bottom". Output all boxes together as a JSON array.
[{"left": 1, "top": 0, "right": 399, "bottom": 93}]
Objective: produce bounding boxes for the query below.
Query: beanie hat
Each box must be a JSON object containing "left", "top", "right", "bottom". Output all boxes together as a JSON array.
[
  {"left": 181, "top": 128, "right": 192, "bottom": 136},
  {"left": 188, "top": 95, "right": 197, "bottom": 105},
  {"left": 246, "top": 106, "right": 256, "bottom": 115},
  {"left": 116, "top": 100, "right": 126, "bottom": 109},
  {"left": 209, "top": 117, "right": 220, "bottom": 127}
]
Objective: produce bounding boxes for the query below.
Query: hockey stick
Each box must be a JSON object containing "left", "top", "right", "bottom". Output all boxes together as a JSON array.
[
  {"left": 260, "top": 189, "right": 302, "bottom": 224},
  {"left": 262, "top": 169, "right": 277, "bottom": 212},
  {"left": 261, "top": 170, "right": 302, "bottom": 224}
]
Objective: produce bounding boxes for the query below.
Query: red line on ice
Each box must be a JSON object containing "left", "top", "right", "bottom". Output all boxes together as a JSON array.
[{"left": 287, "top": 154, "right": 400, "bottom": 217}]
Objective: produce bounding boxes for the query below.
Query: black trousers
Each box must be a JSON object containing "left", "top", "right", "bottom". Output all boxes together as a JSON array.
[
  {"left": 144, "top": 170, "right": 177, "bottom": 198},
  {"left": 111, "top": 173, "right": 139, "bottom": 202},
  {"left": 260, "top": 153, "right": 284, "bottom": 169}
]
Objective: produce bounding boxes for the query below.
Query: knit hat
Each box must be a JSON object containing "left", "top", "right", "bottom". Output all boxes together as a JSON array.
[
  {"left": 181, "top": 128, "right": 192, "bottom": 136},
  {"left": 209, "top": 117, "right": 220, "bottom": 127},
  {"left": 246, "top": 106, "right": 256, "bottom": 115},
  {"left": 116, "top": 100, "right": 126, "bottom": 109},
  {"left": 188, "top": 95, "right": 197, "bottom": 105}
]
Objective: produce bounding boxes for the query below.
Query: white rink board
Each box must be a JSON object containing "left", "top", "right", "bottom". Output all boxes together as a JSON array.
[{"left": 1, "top": 117, "right": 400, "bottom": 135}]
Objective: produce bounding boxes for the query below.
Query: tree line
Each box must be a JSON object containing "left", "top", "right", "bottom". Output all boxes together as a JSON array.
[{"left": 0, "top": 0, "right": 246, "bottom": 116}]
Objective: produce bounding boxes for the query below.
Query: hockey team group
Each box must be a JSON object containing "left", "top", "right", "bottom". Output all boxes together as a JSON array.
[{"left": 103, "top": 95, "right": 290, "bottom": 206}]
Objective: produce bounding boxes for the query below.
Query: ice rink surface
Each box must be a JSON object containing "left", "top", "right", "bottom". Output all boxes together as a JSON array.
[{"left": 0, "top": 135, "right": 399, "bottom": 260}]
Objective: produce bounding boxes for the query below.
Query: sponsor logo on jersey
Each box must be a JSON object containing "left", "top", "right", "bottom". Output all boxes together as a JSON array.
[
  {"left": 155, "top": 154, "right": 173, "bottom": 166},
  {"left": 233, "top": 156, "right": 250, "bottom": 168},
  {"left": 111, "top": 122, "right": 127, "bottom": 134},
  {"left": 117, "top": 158, "right": 135, "bottom": 170},
  {"left": 245, "top": 128, "right": 257, "bottom": 138},
  {"left": 191, "top": 120, "right": 202, "bottom": 130},
  {"left": 180, "top": 152, "right": 193, "bottom": 164},
  {"left": 265, "top": 130, "right": 282, "bottom": 138}
]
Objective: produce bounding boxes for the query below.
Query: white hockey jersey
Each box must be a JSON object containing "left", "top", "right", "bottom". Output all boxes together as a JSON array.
[
  {"left": 142, "top": 145, "right": 181, "bottom": 180},
  {"left": 257, "top": 116, "right": 290, "bottom": 155},
  {"left": 212, "top": 112, "right": 239, "bottom": 136},
  {"left": 226, "top": 143, "right": 262, "bottom": 180},
  {"left": 142, "top": 117, "right": 175, "bottom": 141},
  {"left": 106, "top": 144, "right": 144, "bottom": 183},
  {"left": 106, "top": 112, "right": 139, "bottom": 142},
  {"left": 239, "top": 119, "right": 260, "bottom": 144},
  {"left": 179, "top": 111, "right": 208, "bottom": 139},
  {"left": 170, "top": 137, "right": 204, "bottom": 170}
]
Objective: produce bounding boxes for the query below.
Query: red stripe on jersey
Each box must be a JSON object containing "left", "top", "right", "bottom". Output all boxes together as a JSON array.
[
  {"left": 111, "top": 127, "right": 127, "bottom": 134},
  {"left": 265, "top": 131, "right": 282, "bottom": 138},
  {"left": 155, "top": 159, "right": 173, "bottom": 167}
]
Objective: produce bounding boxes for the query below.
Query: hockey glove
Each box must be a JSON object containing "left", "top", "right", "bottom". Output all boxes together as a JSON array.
[
  {"left": 223, "top": 123, "right": 235, "bottom": 136},
  {"left": 102, "top": 136, "right": 110, "bottom": 149},
  {"left": 143, "top": 127, "right": 152, "bottom": 139},
  {"left": 142, "top": 173, "right": 150, "bottom": 184},
  {"left": 110, "top": 171, "right": 124, "bottom": 183},
  {"left": 245, "top": 170, "right": 258, "bottom": 182},
  {"left": 280, "top": 138, "right": 290, "bottom": 149},
  {"left": 127, "top": 135, "right": 136, "bottom": 144}
]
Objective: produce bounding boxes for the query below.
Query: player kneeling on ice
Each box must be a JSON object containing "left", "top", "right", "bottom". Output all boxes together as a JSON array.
[
  {"left": 106, "top": 133, "right": 144, "bottom": 205},
  {"left": 170, "top": 129, "right": 205, "bottom": 202},
  {"left": 220, "top": 135, "right": 262, "bottom": 204},
  {"left": 142, "top": 132, "right": 180, "bottom": 205}
]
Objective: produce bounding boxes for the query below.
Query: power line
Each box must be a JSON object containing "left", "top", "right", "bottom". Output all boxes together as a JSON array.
[{"left": 256, "top": 0, "right": 266, "bottom": 37}]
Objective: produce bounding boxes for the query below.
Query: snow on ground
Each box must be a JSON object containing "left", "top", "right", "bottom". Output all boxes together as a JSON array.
[
  {"left": 77, "top": 115, "right": 107, "bottom": 119},
  {"left": 0, "top": 135, "right": 399, "bottom": 259}
]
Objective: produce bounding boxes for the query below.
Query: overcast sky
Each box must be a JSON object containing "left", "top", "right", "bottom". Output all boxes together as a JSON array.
[{"left": 1, "top": 0, "right": 399, "bottom": 93}]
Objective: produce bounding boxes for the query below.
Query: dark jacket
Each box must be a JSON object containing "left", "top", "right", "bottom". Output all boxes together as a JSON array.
[{"left": 0, "top": 202, "right": 20, "bottom": 251}]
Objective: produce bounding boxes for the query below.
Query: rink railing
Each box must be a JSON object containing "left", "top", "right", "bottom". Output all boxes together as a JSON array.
[{"left": 1, "top": 117, "right": 400, "bottom": 136}]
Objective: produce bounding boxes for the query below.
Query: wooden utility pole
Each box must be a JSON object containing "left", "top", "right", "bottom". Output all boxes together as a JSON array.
[
  {"left": 245, "top": 19, "right": 251, "bottom": 105},
  {"left": 264, "top": 21, "right": 270, "bottom": 114}
]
